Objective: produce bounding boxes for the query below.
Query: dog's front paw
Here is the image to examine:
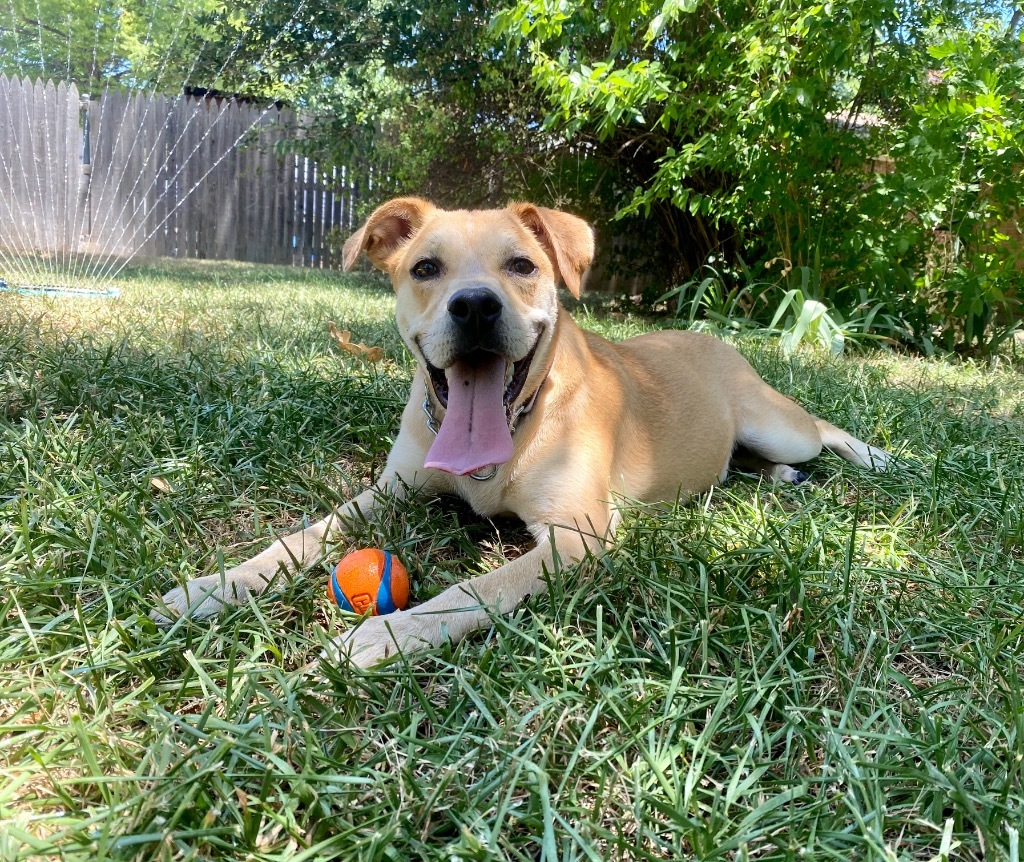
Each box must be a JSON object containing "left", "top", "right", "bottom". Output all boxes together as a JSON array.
[
  {"left": 149, "top": 574, "right": 253, "bottom": 625},
  {"left": 324, "top": 611, "right": 436, "bottom": 669}
]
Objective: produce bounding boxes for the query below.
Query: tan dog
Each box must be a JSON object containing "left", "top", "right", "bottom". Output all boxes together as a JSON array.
[{"left": 152, "top": 198, "right": 891, "bottom": 665}]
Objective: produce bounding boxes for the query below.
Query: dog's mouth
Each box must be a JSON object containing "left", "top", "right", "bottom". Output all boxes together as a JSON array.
[
  {"left": 425, "top": 337, "right": 540, "bottom": 412},
  {"left": 422, "top": 330, "right": 543, "bottom": 477}
]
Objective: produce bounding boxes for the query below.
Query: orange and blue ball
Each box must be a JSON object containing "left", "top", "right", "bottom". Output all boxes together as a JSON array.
[{"left": 329, "top": 548, "right": 409, "bottom": 615}]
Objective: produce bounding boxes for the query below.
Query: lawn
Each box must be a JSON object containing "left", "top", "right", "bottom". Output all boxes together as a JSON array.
[{"left": 1, "top": 259, "right": 1023, "bottom": 861}]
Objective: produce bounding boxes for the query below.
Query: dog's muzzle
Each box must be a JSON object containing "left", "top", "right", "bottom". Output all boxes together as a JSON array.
[{"left": 420, "top": 324, "right": 545, "bottom": 479}]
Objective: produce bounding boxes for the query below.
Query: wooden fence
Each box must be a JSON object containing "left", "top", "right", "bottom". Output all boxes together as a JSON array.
[{"left": 0, "top": 75, "right": 382, "bottom": 269}]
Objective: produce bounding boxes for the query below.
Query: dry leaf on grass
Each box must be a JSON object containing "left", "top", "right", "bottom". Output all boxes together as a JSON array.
[{"left": 329, "top": 321, "right": 385, "bottom": 363}]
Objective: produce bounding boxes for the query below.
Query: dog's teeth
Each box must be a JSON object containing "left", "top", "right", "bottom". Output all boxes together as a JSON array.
[{"left": 504, "top": 363, "right": 514, "bottom": 387}]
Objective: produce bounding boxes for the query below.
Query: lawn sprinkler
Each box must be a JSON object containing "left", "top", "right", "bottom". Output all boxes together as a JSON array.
[{"left": 0, "top": 277, "right": 121, "bottom": 299}]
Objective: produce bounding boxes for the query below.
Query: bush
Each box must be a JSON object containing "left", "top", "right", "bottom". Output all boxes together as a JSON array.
[
  {"left": 873, "top": 23, "right": 1024, "bottom": 353},
  {"left": 495, "top": 0, "right": 1024, "bottom": 353}
]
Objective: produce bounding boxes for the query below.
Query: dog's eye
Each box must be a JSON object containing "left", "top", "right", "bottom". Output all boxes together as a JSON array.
[
  {"left": 411, "top": 258, "right": 441, "bottom": 280},
  {"left": 508, "top": 257, "right": 537, "bottom": 276}
]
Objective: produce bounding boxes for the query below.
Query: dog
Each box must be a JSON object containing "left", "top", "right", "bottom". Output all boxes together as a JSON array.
[{"left": 152, "top": 198, "right": 891, "bottom": 666}]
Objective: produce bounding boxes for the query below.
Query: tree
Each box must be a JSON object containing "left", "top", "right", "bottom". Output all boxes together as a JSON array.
[
  {"left": 879, "top": 21, "right": 1024, "bottom": 350},
  {"left": 161, "top": 0, "right": 564, "bottom": 210},
  {"left": 0, "top": 0, "right": 217, "bottom": 89},
  {"left": 495, "top": 0, "right": 1023, "bottom": 350}
]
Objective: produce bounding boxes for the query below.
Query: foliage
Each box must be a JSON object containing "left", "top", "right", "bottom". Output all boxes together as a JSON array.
[
  {"left": 0, "top": 0, "right": 217, "bottom": 88},
  {"left": 767, "top": 288, "right": 854, "bottom": 355},
  {"left": 155, "top": 0, "right": 651, "bottom": 275},
  {"left": 872, "top": 22, "right": 1024, "bottom": 353},
  {"left": 163, "top": 0, "right": 571, "bottom": 211},
  {"left": 495, "top": 0, "right": 1024, "bottom": 353},
  {"left": 4, "top": 0, "right": 1023, "bottom": 351},
  {"left": 660, "top": 261, "right": 898, "bottom": 354},
  {"left": 657, "top": 263, "right": 760, "bottom": 329}
]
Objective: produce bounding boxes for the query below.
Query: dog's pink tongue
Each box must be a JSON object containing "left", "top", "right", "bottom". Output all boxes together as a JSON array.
[{"left": 425, "top": 354, "right": 513, "bottom": 475}]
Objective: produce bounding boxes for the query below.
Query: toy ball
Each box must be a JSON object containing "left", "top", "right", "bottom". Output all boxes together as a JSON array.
[{"left": 329, "top": 549, "right": 409, "bottom": 616}]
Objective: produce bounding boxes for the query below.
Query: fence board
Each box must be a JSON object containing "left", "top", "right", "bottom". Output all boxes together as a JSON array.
[
  {"left": 9, "top": 78, "right": 34, "bottom": 252},
  {"left": 178, "top": 98, "right": 198, "bottom": 258},
  {"left": 0, "top": 77, "right": 23, "bottom": 257},
  {"left": 0, "top": 76, "right": 384, "bottom": 271},
  {"left": 147, "top": 93, "right": 170, "bottom": 257}
]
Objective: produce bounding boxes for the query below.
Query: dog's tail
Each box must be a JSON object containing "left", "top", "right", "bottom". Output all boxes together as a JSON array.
[{"left": 816, "top": 420, "right": 892, "bottom": 471}]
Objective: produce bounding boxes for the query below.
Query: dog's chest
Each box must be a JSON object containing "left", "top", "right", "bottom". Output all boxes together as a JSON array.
[{"left": 451, "top": 471, "right": 519, "bottom": 520}]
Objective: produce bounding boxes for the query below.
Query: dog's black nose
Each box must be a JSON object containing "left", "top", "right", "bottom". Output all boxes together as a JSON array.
[{"left": 448, "top": 288, "right": 503, "bottom": 338}]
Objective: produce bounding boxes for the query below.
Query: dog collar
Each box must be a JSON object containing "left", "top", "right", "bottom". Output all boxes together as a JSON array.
[{"left": 422, "top": 375, "right": 547, "bottom": 481}]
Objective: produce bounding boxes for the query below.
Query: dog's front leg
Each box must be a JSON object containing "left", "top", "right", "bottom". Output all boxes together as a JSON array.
[
  {"left": 329, "top": 519, "right": 604, "bottom": 668},
  {"left": 151, "top": 414, "right": 437, "bottom": 623},
  {"left": 149, "top": 485, "right": 386, "bottom": 623}
]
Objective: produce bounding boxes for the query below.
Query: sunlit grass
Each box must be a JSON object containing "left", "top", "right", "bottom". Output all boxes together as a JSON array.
[{"left": 1, "top": 258, "right": 1023, "bottom": 860}]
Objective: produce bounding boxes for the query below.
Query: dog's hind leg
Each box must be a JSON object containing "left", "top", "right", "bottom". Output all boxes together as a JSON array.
[
  {"left": 734, "top": 381, "right": 890, "bottom": 477},
  {"left": 734, "top": 383, "right": 822, "bottom": 473}
]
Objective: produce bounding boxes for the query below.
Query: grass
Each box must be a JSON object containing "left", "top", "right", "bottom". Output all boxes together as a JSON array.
[{"left": 1, "top": 258, "right": 1023, "bottom": 861}]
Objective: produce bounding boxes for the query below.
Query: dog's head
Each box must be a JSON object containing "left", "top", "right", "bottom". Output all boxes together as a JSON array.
[{"left": 343, "top": 198, "right": 595, "bottom": 475}]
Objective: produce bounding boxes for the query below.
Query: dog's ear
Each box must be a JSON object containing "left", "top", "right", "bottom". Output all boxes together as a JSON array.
[
  {"left": 342, "top": 197, "right": 434, "bottom": 272},
  {"left": 509, "top": 204, "right": 595, "bottom": 298}
]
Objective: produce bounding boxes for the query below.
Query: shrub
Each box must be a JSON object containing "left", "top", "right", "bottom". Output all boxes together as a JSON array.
[{"left": 495, "top": 0, "right": 1024, "bottom": 353}]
